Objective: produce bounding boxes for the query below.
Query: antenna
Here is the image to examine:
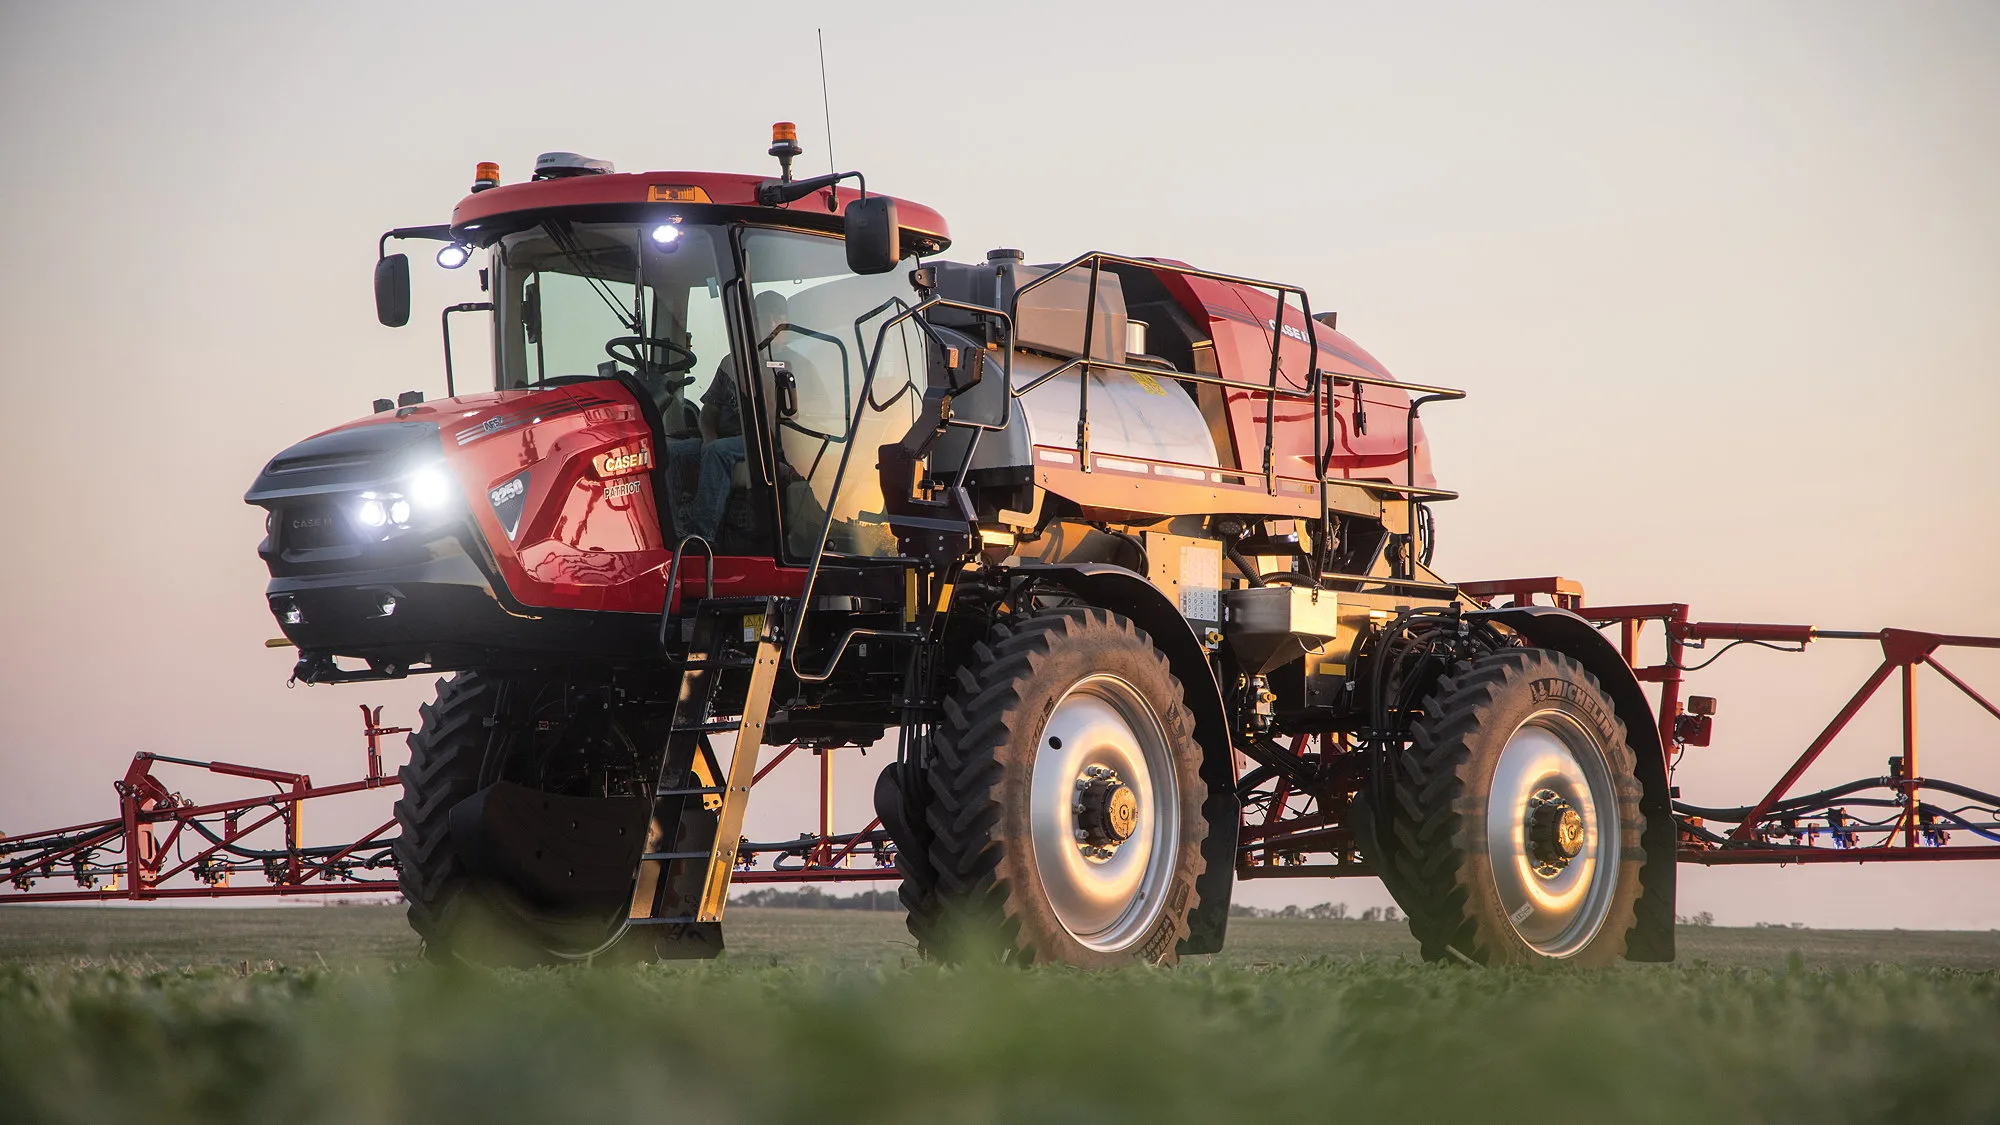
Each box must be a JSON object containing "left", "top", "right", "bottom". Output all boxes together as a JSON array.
[{"left": 817, "top": 28, "right": 836, "bottom": 176}]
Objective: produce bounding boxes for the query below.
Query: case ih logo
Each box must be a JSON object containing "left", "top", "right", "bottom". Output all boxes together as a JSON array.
[{"left": 592, "top": 441, "right": 653, "bottom": 478}]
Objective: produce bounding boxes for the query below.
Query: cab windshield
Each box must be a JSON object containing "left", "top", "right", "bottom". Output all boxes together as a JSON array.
[
  {"left": 491, "top": 221, "right": 925, "bottom": 561},
  {"left": 493, "top": 221, "right": 733, "bottom": 417}
]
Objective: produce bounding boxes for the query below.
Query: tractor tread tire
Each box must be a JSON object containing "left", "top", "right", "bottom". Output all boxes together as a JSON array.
[
  {"left": 1380, "top": 648, "right": 1645, "bottom": 967},
  {"left": 392, "top": 673, "right": 713, "bottom": 966},
  {"left": 878, "top": 761, "right": 943, "bottom": 956},
  {"left": 392, "top": 672, "right": 498, "bottom": 964},
  {"left": 921, "top": 607, "right": 1206, "bottom": 967}
]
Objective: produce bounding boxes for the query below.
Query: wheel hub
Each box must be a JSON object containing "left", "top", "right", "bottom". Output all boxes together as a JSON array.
[
  {"left": 1525, "top": 788, "right": 1585, "bottom": 875},
  {"left": 1073, "top": 765, "right": 1138, "bottom": 857}
]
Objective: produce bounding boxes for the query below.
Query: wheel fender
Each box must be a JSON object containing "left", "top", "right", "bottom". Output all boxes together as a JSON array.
[
  {"left": 1010, "top": 563, "right": 1238, "bottom": 953},
  {"left": 1469, "top": 605, "right": 1676, "bottom": 960}
]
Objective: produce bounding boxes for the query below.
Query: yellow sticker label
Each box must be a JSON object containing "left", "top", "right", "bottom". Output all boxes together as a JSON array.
[
  {"left": 1129, "top": 369, "right": 1168, "bottom": 397},
  {"left": 647, "top": 185, "right": 712, "bottom": 203},
  {"left": 742, "top": 614, "right": 764, "bottom": 643}
]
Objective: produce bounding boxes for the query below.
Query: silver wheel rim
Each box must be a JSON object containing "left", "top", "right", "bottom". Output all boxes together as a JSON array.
[
  {"left": 1485, "top": 709, "right": 1619, "bottom": 958},
  {"left": 1029, "top": 674, "right": 1180, "bottom": 952}
]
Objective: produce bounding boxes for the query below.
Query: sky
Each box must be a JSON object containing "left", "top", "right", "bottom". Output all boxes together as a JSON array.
[{"left": 1, "top": 0, "right": 1996, "bottom": 929}]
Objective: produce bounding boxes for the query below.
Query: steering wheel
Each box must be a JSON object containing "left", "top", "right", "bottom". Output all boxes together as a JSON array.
[{"left": 605, "top": 335, "right": 698, "bottom": 376}]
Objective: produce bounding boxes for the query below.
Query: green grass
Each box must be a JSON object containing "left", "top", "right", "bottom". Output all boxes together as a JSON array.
[{"left": 2, "top": 907, "right": 1998, "bottom": 1124}]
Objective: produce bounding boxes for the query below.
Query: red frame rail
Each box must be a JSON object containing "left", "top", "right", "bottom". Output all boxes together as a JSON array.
[
  {"left": 1, "top": 706, "right": 407, "bottom": 903},
  {"left": 728, "top": 741, "right": 899, "bottom": 884},
  {"left": 0, "top": 709, "right": 903, "bottom": 904}
]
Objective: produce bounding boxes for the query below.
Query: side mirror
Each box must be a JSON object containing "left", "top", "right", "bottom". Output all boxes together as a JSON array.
[
  {"left": 844, "top": 196, "right": 900, "bottom": 276},
  {"left": 374, "top": 253, "right": 411, "bottom": 327}
]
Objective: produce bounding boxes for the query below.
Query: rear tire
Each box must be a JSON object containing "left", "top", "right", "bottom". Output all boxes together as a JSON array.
[
  {"left": 393, "top": 672, "right": 718, "bottom": 966},
  {"left": 1377, "top": 648, "right": 1644, "bottom": 966},
  {"left": 922, "top": 608, "right": 1207, "bottom": 966},
  {"left": 876, "top": 761, "right": 943, "bottom": 956}
]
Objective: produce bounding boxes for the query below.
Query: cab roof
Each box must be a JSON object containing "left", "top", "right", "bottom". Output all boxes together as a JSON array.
[{"left": 450, "top": 169, "right": 950, "bottom": 252}]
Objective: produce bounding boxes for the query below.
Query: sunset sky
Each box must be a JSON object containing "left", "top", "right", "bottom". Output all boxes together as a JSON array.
[{"left": 2, "top": 1, "right": 1995, "bottom": 928}]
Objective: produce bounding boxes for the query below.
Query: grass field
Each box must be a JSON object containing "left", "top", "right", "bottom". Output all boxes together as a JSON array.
[{"left": 3, "top": 906, "right": 1998, "bottom": 1124}]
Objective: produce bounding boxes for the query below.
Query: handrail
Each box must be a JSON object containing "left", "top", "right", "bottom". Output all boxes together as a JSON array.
[
  {"left": 781, "top": 293, "right": 994, "bottom": 683},
  {"left": 1013, "top": 355, "right": 1325, "bottom": 398},
  {"left": 658, "top": 535, "right": 715, "bottom": 651},
  {"left": 1006, "top": 251, "right": 1321, "bottom": 498},
  {"left": 1320, "top": 369, "right": 1467, "bottom": 399}
]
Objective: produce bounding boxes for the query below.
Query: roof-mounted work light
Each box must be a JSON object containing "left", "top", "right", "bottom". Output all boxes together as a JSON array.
[{"left": 436, "top": 243, "right": 472, "bottom": 270}]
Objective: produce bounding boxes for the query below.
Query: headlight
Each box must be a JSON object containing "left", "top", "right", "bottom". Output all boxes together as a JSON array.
[
  {"left": 355, "top": 490, "right": 418, "bottom": 533},
  {"left": 407, "top": 466, "right": 454, "bottom": 509},
  {"left": 354, "top": 466, "right": 457, "bottom": 537}
]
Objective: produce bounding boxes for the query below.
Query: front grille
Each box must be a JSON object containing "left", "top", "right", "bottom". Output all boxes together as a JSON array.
[
  {"left": 282, "top": 502, "right": 353, "bottom": 550},
  {"left": 268, "top": 452, "right": 374, "bottom": 476},
  {"left": 245, "top": 421, "right": 442, "bottom": 503}
]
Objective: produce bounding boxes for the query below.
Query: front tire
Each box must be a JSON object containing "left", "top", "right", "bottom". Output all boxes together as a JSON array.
[
  {"left": 922, "top": 608, "right": 1207, "bottom": 966},
  {"left": 1378, "top": 648, "right": 1644, "bottom": 966},
  {"left": 393, "top": 672, "right": 717, "bottom": 966}
]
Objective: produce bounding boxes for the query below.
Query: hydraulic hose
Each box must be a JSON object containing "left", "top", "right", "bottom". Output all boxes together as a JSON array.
[
  {"left": 186, "top": 818, "right": 399, "bottom": 861},
  {"left": 1674, "top": 778, "right": 2000, "bottom": 823}
]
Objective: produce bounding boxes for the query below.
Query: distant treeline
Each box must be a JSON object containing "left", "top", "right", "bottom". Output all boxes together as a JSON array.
[
  {"left": 1229, "top": 902, "right": 1400, "bottom": 921},
  {"left": 722, "top": 891, "right": 1739, "bottom": 928},
  {"left": 731, "top": 887, "right": 901, "bottom": 911},
  {"left": 727, "top": 889, "right": 1404, "bottom": 919}
]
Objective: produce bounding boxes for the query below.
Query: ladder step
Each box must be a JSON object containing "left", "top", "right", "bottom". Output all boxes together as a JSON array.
[
  {"left": 628, "top": 916, "right": 702, "bottom": 927},
  {"left": 676, "top": 657, "right": 753, "bottom": 671},
  {"left": 656, "top": 786, "right": 727, "bottom": 797},
  {"left": 671, "top": 720, "right": 742, "bottom": 734},
  {"left": 640, "top": 851, "right": 714, "bottom": 862}
]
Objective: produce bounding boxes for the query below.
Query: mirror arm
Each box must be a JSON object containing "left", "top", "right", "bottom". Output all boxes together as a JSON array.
[
  {"left": 377, "top": 224, "right": 455, "bottom": 259},
  {"left": 756, "top": 170, "right": 866, "bottom": 208},
  {"left": 441, "top": 302, "right": 494, "bottom": 399}
]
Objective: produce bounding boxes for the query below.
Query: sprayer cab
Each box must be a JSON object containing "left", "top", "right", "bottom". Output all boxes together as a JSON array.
[{"left": 247, "top": 133, "right": 963, "bottom": 680}]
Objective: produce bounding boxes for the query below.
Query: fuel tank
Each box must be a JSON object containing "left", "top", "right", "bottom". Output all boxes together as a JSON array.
[{"left": 932, "top": 256, "right": 1220, "bottom": 475}]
